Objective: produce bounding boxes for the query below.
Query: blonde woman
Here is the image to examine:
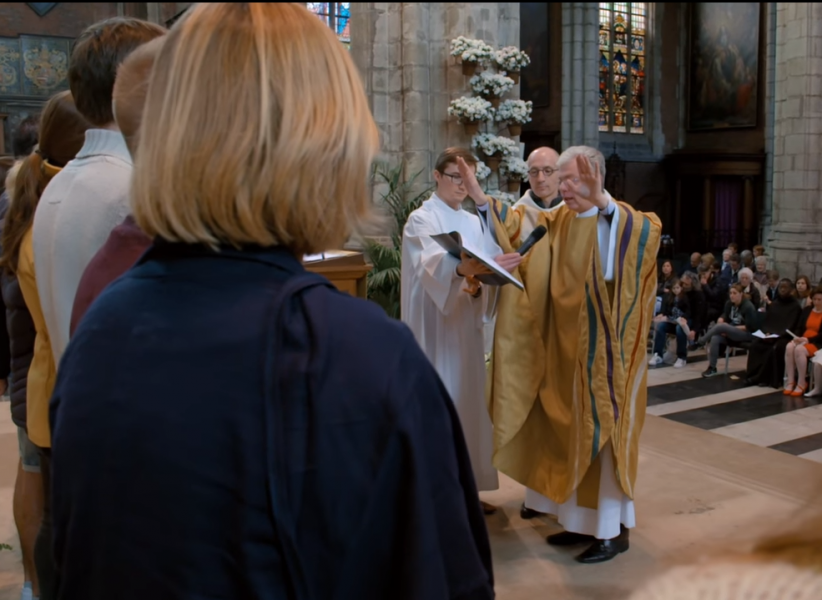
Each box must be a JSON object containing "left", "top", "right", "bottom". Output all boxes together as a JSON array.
[{"left": 49, "top": 5, "right": 494, "bottom": 600}]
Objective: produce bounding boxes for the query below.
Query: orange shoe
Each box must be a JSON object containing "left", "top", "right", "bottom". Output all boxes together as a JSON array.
[
  {"left": 791, "top": 384, "right": 808, "bottom": 397},
  {"left": 783, "top": 384, "right": 796, "bottom": 395}
]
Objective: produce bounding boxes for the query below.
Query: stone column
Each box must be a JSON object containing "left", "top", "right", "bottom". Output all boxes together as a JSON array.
[
  {"left": 769, "top": 2, "right": 822, "bottom": 282},
  {"left": 351, "top": 2, "right": 520, "bottom": 190},
  {"left": 760, "top": 2, "right": 778, "bottom": 243},
  {"left": 560, "top": 2, "right": 599, "bottom": 149}
]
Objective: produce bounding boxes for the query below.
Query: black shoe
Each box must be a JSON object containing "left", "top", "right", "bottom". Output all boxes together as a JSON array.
[
  {"left": 744, "top": 378, "right": 756, "bottom": 387},
  {"left": 520, "top": 503, "right": 544, "bottom": 520},
  {"left": 575, "top": 528, "right": 630, "bottom": 564},
  {"left": 546, "top": 530, "right": 595, "bottom": 546},
  {"left": 701, "top": 366, "right": 719, "bottom": 378},
  {"left": 575, "top": 537, "right": 630, "bottom": 563}
]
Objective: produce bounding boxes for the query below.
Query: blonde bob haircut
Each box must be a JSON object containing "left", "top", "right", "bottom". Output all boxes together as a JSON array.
[{"left": 132, "top": 3, "right": 380, "bottom": 254}]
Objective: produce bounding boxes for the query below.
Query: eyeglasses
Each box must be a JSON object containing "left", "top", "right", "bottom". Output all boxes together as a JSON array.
[
  {"left": 528, "top": 167, "right": 557, "bottom": 178},
  {"left": 441, "top": 172, "right": 464, "bottom": 185}
]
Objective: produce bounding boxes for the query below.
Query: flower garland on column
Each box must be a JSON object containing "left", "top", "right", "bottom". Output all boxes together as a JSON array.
[{"left": 448, "top": 36, "right": 532, "bottom": 206}]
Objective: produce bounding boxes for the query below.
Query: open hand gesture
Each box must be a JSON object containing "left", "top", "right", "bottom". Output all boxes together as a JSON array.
[
  {"left": 566, "top": 155, "right": 608, "bottom": 210},
  {"left": 456, "top": 156, "right": 489, "bottom": 207}
]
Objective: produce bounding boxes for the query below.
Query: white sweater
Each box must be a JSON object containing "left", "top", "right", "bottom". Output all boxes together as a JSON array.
[{"left": 32, "top": 129, "right": 133, "bottom": 367}]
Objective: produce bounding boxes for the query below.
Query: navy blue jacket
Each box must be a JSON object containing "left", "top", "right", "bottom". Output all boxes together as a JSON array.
[{"left": 50, "top": 241, "right": 494, "bottom": 600}]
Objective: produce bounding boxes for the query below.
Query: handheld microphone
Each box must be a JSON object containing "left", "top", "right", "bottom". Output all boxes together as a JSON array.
[{"left": 517, "top": 225, "right": 547, "bottom": 256}]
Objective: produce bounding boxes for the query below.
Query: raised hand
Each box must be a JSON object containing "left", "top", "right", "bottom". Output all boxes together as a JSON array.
[
  {"left": 456, "top": 156, "right": 489, "bottom": 207},
  {"left": 567, "top": 154, "right": 608, "bottom": 210}
]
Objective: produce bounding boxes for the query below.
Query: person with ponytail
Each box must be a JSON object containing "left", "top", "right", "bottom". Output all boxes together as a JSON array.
[{"left": 4, "top": 89, "right": 91, "bottom": 600}]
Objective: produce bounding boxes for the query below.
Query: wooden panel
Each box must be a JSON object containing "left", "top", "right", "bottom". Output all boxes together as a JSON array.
[{"left": 303, "top": 251, "right": 372, "bottom": 300}]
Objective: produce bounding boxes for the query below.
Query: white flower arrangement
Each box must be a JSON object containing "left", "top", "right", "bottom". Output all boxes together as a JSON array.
[
  {"left": 447, "top": 96, "right": 493, "bottom": 123},
  {"left": 469, "top": 72, "right": 515, "bottom": 98},
  {"left": 500, "top": 157, "right": 529, "bottom": 181},
  {"left": 493, "top": 46, "right": 531, "bottom": 72},
  {"left": 471, "top": 133, "right": 519, "bottom": 158},
  {"left": 449, "top": 36, "right": 494, "bottom": 64},
  {"left": 493, "top": 99, "right": 533, "bottom": 125},
  {"left": 475, "top": 160, "right": 492, "bottom": 181},
  {"left": 489, "top": 191, "right": 519, "bottom": 207}
]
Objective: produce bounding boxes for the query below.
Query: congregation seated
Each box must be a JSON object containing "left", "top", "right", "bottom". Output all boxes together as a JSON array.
[
  {"left": 699, "top": 265, "right": 726, "bottom": 325},
  {"left": 753, "top": 256, "right": 769, "bottom": 286},
  {"left": 795, "top": 275, "right": 812, "bottom": 308},
  {"left": 649, "top": 278, "right": 691, "bottom": 368},
  {"left": 763, "top": 270, "right": 781, "bottom": 304},
  {"left": 737, "top": 267, "right": 762, "bottom": 309},
  {"left": 698, "top": 284, "right": 758, "bottom": 378},
  {"left": 657, "top": 259, "right": 676, "bottom": 297},
  {"left": 783, "top": 287, "right": 822, "bottom": 396},
  {"left": 740, "top": 249, "right": 754, "bottom": 270},
  {"left": 679, "top": 252, "right": 701, "bottom": 276},
  {"left": 744, "top": 278, "right": 802, "bottom": 388}
]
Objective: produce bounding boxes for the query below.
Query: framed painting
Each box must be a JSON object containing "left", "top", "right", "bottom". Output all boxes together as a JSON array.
[{"left": 687, "top": 3, "right": 760, "bottom": 131}]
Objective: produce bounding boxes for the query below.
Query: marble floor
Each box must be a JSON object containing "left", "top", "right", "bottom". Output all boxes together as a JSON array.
[{"left": 0, "top": 352, "right": 819, "bottom": 599}]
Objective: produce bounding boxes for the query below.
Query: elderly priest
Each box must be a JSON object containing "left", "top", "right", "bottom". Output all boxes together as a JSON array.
[{"left": 481, "top": 145, "right": 661, "bottom": 563}]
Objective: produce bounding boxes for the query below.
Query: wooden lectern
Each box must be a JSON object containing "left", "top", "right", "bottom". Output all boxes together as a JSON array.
[{"left": 303, "top": 250, "right": 372, "bottom": 299}]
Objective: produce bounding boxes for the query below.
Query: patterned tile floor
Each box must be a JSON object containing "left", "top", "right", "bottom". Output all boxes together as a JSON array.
[{"left": 647, "top": 348, "right": 822, "bottom": 463}]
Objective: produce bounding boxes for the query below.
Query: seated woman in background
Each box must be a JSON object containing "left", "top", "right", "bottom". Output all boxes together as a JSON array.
[
  {"left": 744, "top": 278, "right": 802, "bottom": 388},
  {"left": 657, "top": 259, "right": 677, "bottom": 296},
  {"left": 795, "top": 275, "right": 812, "bottom": 308},
  {"left": 737, "top": 267, "right": 762, "bottom": 309},
  {"left": 655, "top": 259, "right": 677, "bottom": 315},
  {"left": 649, "top": 278, "right": 691, "bottom": 369},
  {"left": 698, "top": 284, "right": 759, "bottom": 378},
  {"left": 783, "top": 287, "right": 822, "bottom": 396},
  {"left": 753, "top": 255, "right": 769, "bottom": 286},
  {"left": 48, "top": 5, "right": 494, "bottom": 600}
]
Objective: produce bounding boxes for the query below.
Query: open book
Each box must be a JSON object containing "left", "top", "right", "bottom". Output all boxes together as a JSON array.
[
  {"left": 431, "top": 231, "right": 524, "bottom": 290},
  {"left": 752, "top": 330, "right": 780, "bottom": 339}
]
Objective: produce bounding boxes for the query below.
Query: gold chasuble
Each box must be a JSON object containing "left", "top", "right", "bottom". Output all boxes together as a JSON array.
[{"left": 487, "top": 198, "right": 661, "bottom": 508}]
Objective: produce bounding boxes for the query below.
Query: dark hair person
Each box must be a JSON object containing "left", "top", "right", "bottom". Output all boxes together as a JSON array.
[
  {"left": 50, "top": 5, "right": 494, "bottom": 600},
  {"left": 744, "top": 278, "right": 802, "bottom": 388},
  {"left": 3, "top": 89, "right": 91, "bottom": 600}
]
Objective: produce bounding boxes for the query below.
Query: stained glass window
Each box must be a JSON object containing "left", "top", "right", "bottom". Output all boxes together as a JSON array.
[
  {"left": 306, "top": 3, "right": 351, "bottom": 49},
  {"left": 598, "top": 2, "right": 646, "bottom": 134}
]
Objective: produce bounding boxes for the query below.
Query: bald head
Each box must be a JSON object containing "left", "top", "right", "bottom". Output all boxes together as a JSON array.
[
  {"left": 113, "top": 35, "right": 166, "bottom": 157},
  {"left": 526, "top": 146, "right": 560, "bottom": 201}
]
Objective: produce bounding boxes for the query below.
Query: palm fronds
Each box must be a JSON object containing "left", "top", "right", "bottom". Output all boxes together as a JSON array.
[{"left": 363, "top": 161, "right": 433, "bottom": 318}]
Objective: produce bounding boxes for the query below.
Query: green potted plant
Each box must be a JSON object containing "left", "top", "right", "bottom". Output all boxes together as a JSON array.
[{"left": 362, "top": 161, "right": 432, "bottom": 319}]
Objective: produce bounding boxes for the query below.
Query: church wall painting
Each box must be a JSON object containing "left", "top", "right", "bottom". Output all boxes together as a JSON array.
[
  {"left": 687, "top": 2, "right": 760, "bottom": 131},
  {"left": 0, "top": 34, "right": 71, "bottom": 155}
]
